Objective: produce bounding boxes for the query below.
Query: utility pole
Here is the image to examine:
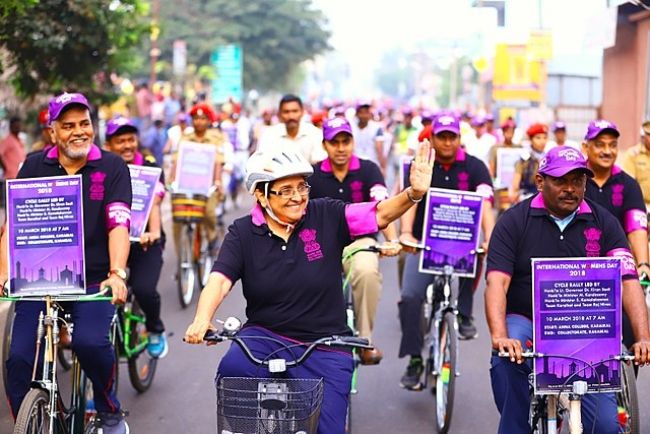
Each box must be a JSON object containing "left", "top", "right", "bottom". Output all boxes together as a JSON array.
[{"left": 149, "top": 0, "right": 161, "bottom": 87}]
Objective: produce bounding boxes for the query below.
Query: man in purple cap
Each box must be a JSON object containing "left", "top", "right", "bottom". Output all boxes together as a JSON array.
[
  {"left": 546, "top": 121, "right": 579, "bottom": 151},
  {"left": 2, "top": 92, "right": 131, "bottom": 433},
  {"left": 398, "top": 113, "right": 496, "bottom": 389},
  {"left": 351, "top": 101, "right": 386, "bottom": 172},
  {"left": 581, "top": 120, "right": 649, "bottom": 349},
  {"left": 104, "top": 117, "right": 168, "bottom": 358},
  {"left": 465, "top": 115, "right": 497, "bottom": 165},
  {"left": 310, "top": 117, "right": 401, "bottom": 365},
  {"left": 485, "top": 145, "right": 650, "bottom": 434}
]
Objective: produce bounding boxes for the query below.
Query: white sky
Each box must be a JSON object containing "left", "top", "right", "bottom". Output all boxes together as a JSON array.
[{"left": 312, "top": 0, "right": 609, "bottom": 95}]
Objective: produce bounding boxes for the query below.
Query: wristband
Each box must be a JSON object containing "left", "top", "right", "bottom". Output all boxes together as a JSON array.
[
  {"left": 406, "top": 187, "right": 423, "bottom": 203},
  {"left": 638, "top": 262, "right": 650, "bottom": 268}
]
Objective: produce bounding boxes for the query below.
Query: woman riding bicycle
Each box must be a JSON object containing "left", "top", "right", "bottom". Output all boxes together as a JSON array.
[{"left": 184, "top": 141, "right": 434, "bottom": 433}]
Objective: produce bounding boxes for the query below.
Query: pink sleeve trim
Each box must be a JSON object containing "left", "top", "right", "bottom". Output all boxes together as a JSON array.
[
  {"left": 607, "top": 248, "right": 638, "bottom": 279},
  {"left": 623, "top": 209, "right": 648, "bottom": 233},
  {"left": 105, "top": 202, "right": 131, "bottom": 231},
  {"left": 476, "top": 183, "right": 494, "bottom": 204},
  {"left": 345, "top": 202, "right": 379, "bottom": 237},
  {"left": 154, "top": 181, "right": 166, "bottom": 199}
]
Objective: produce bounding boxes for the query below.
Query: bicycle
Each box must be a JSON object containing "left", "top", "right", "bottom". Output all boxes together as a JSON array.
[
  {"left": 171, "top": 191, "right": 215, "bottom": 308},
  {"left": 406, "top": 240, "right": 484, "bottom": 434},
  {"left": 340, "top": 244, "right": 390, "bottom": 434},
  {"left": 498, "top": 350, "right": 639, "bottom": 434},
  {"left": 1, "top": 289, "right": 114, "bottom": 434},
  {"left": 199, "top": 317, "right": 373, "bottom": 434},
  {"left": 110, "top": 291, "right": 158, "bottom": 393}
]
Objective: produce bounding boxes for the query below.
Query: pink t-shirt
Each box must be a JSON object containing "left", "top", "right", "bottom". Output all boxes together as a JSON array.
[{"left": 0, "top": 134, "right": 26, "bottom": 179}]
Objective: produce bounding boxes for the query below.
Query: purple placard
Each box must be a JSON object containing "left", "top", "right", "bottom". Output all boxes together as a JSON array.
[
  {"left": 532, "top": 257, "right": 622, "bottom": 394},
  {"left": 7, "top": 176, "right": 86, "bottom": 296},
  {"left": 128, "top": 164, "right": 162, "bottom": 242},
  {"left": 175, "top": 141, "right": 217, "bottom": 195},
  {"left": 419, "top": 188, "right": 484, "bottom": 277},
  {"left": 400, "top": 156, "right": 412, "bottom": 190}
]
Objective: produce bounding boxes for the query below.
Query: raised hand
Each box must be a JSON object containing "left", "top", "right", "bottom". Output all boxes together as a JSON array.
[{"left": 408, "top": 139, "right": 435, "bottom": 199}]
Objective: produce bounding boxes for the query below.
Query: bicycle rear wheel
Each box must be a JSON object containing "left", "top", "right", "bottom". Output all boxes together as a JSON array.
[
  {"left": 433, "top": 312, "right": 457, "bottom": 434},
  {"left": 127, "top": 301, "right": 158, "bottom": 393},
  {"left": 13, "top": 388, "right": 52, "bottom": 434},
  {"left": 177, "top": 224, "right": 197, "bottom": 308},
  {"left": 617, "top": 360, "right": 639, "bottom": 434}
]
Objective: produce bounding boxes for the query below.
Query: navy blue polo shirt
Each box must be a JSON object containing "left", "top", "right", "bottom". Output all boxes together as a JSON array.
[
  {"left": 309, "top": 155, "right": 388, "bottom": 204},
  {"left": 212, "top": 198, "right": 379, "bottom": 342},
  {"left": 585, "top": 165, "right": 647, "bottom": 235},
  {"left": 487, "top": 194, "right": 637, "bottom": 319},
  {"left": 17, "top": 144, "right": 132, "bottom": 285},
  {"left": 413, "top": 148, "right": 493, "bottom": 239}
]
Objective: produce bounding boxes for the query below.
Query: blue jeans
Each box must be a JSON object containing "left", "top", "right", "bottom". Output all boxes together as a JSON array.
[
  {"left": 490, "top": 314, "right": 620, "bottom": 434},
  {"left": 5, "top": 285, "right": 119, "bottom": 417},
  {"left": 217, "top": 326, "right": 354, "bottom": 434}
]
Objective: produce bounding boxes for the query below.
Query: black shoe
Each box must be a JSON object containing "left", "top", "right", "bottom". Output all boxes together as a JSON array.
[
  {"left": 458, "top": 315, "right": 478, "bottom": 340},
  {"left": 92, "top": 411, "right": 129, "bottom": 434},
  {"left": 400, "top": 358, "right": 424, "bottom": 390}
]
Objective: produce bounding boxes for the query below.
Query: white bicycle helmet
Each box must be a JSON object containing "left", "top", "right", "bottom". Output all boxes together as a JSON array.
[{"left": 245, "top": 149, "right": 314, "bottom": 194}]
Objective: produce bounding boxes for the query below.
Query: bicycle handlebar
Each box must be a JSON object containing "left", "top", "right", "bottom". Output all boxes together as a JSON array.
[
  {"left": 399, "top": 240, "right": 485, "bottom": 256},
  {"left": 198, "top": 319, "right": 373, "bottom": 369},
  {"left": 497, "top": 350, "right": 636, "bottom": 362},
  {"left": 0, "top": 286, "right": 113, "bottom": 302}
]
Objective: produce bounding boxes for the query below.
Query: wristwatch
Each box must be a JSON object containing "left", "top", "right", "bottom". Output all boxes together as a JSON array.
[{"left": 108, "top": 268, "right": 128, "bottom": 280}]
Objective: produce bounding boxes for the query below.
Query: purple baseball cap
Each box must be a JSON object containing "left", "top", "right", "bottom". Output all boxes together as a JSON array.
[
  {"left": 470, "top": 115, "right": 486, "bottom": 127},
  {"left": 538, "top": 146, "right": 594, "bottom": 178},
  {"left": 584, "top": 119, "right": 620, "bottom": 140},
  {"left": 552, "top": 121, "right": 567, "bottom": 132},
  {"left": 355, "top": 99, "right": 372, "bottom": 110},
  {"left": 433, "top": 114, "right": 460, "bottom": 135},
  {"left": 48, "top": 92, "right": 91, "bottom": 122},
  {"left": 420, "top": 110, "right": 435, "bottom": 123},
  {"left": 322, "top": 117, "right": 353, "bottom": 141},
  {"left": 105, "top": 117, "right": 138, "bottom": 140}
]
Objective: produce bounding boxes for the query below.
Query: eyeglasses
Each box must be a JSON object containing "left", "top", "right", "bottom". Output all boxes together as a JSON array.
[{"left": 269, "top": 183, "right": 311, "bottom": 199}]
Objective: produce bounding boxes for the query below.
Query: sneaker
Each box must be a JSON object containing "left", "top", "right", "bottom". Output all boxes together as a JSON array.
[
  {"left": 147, "top": 333, "right": 168, "bottom": 359},
  {"left": 458, "top": 315, "right": 478, "bottom": 340},
  {"left": 400, "top": 357, "right": 424, "bottom": 390},
  {"left": 93, "top": 411, "right": 129, "bottom": 434}
]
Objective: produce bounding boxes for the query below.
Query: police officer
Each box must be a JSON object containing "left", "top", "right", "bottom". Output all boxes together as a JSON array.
[{"left": 622, "top": 120, "right": 650, "bottom": 210}]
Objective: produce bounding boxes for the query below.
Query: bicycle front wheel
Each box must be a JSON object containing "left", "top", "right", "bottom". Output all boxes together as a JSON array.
[
  {"left": 433, "top": 312, "right": 458, "bottom": 434},
  {"left": 127, "top": 301, "right": 158, "bottom": 393},
  {"left": 617, "top": 360, "right": 639, "bottom": 434},
  {"left": 177, "top": 225, "right": 196, "bottom": 308},
  {"left": 13, "top": 388, "right": 52, "bottom": 434}
]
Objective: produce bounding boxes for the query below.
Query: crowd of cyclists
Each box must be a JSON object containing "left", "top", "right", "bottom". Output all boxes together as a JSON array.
[{"left": 2, "top": 88, "right": 650, "bottom": 434}]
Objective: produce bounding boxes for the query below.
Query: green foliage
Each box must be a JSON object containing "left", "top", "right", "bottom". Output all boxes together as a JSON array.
[
  {"left": 0, "top": 0, "right": 149, "bottom": 103},
  {"left": 154, "top": 0, "right": 331, "bottom": 92}
]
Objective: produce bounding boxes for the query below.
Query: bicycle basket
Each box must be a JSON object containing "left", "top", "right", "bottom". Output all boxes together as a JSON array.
[
  {"left": 217, "top": 377, "right": 324, "bottom": 434},
  {"left": 171, "top": 193, "right": 207, "bottom": 223}
]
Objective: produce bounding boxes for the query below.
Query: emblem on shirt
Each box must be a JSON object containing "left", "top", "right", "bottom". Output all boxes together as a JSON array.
[
  {"left": 298, "top": 229, "right": 324, "bottom": 262},
  {"left": 583, "top": 227, "right": 602, "bottom": 256},
  {"left": 89, "top": 171, "right": 106, "bottom": 201},
  {"left": 350, "top": 181, "right": 364, "bottom": 203},
  {"left": 457, "top": 172, "right": 469, "bottom": 191},
  {"left": 611, "top": 184, "right": 624, "bottom": 207}
]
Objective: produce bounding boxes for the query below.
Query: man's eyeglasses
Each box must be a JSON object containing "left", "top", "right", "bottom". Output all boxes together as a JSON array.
[{"left": 269, "top": 183, "right": 311, "bottom": 199}]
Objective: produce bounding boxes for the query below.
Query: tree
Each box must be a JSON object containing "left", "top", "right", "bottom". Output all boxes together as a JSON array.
[
  {"left": 0, "top": 0, "right": 149, "bottom": 103},
  {"left": 153, "top": 0, "right": 331, "bottom": 92}
]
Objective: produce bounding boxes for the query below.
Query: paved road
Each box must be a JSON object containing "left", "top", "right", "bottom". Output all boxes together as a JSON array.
[{"left": 2, "top": 198, "right": 650, "bottom": 433}]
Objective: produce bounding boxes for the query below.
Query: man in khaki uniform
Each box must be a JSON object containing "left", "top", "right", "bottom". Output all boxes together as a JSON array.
[
  {"left": 622, "top": 121, "right": 650, "bottom": 210},
  {"left": 170, "top": 103, "right": 229, "bottom": 256}
]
